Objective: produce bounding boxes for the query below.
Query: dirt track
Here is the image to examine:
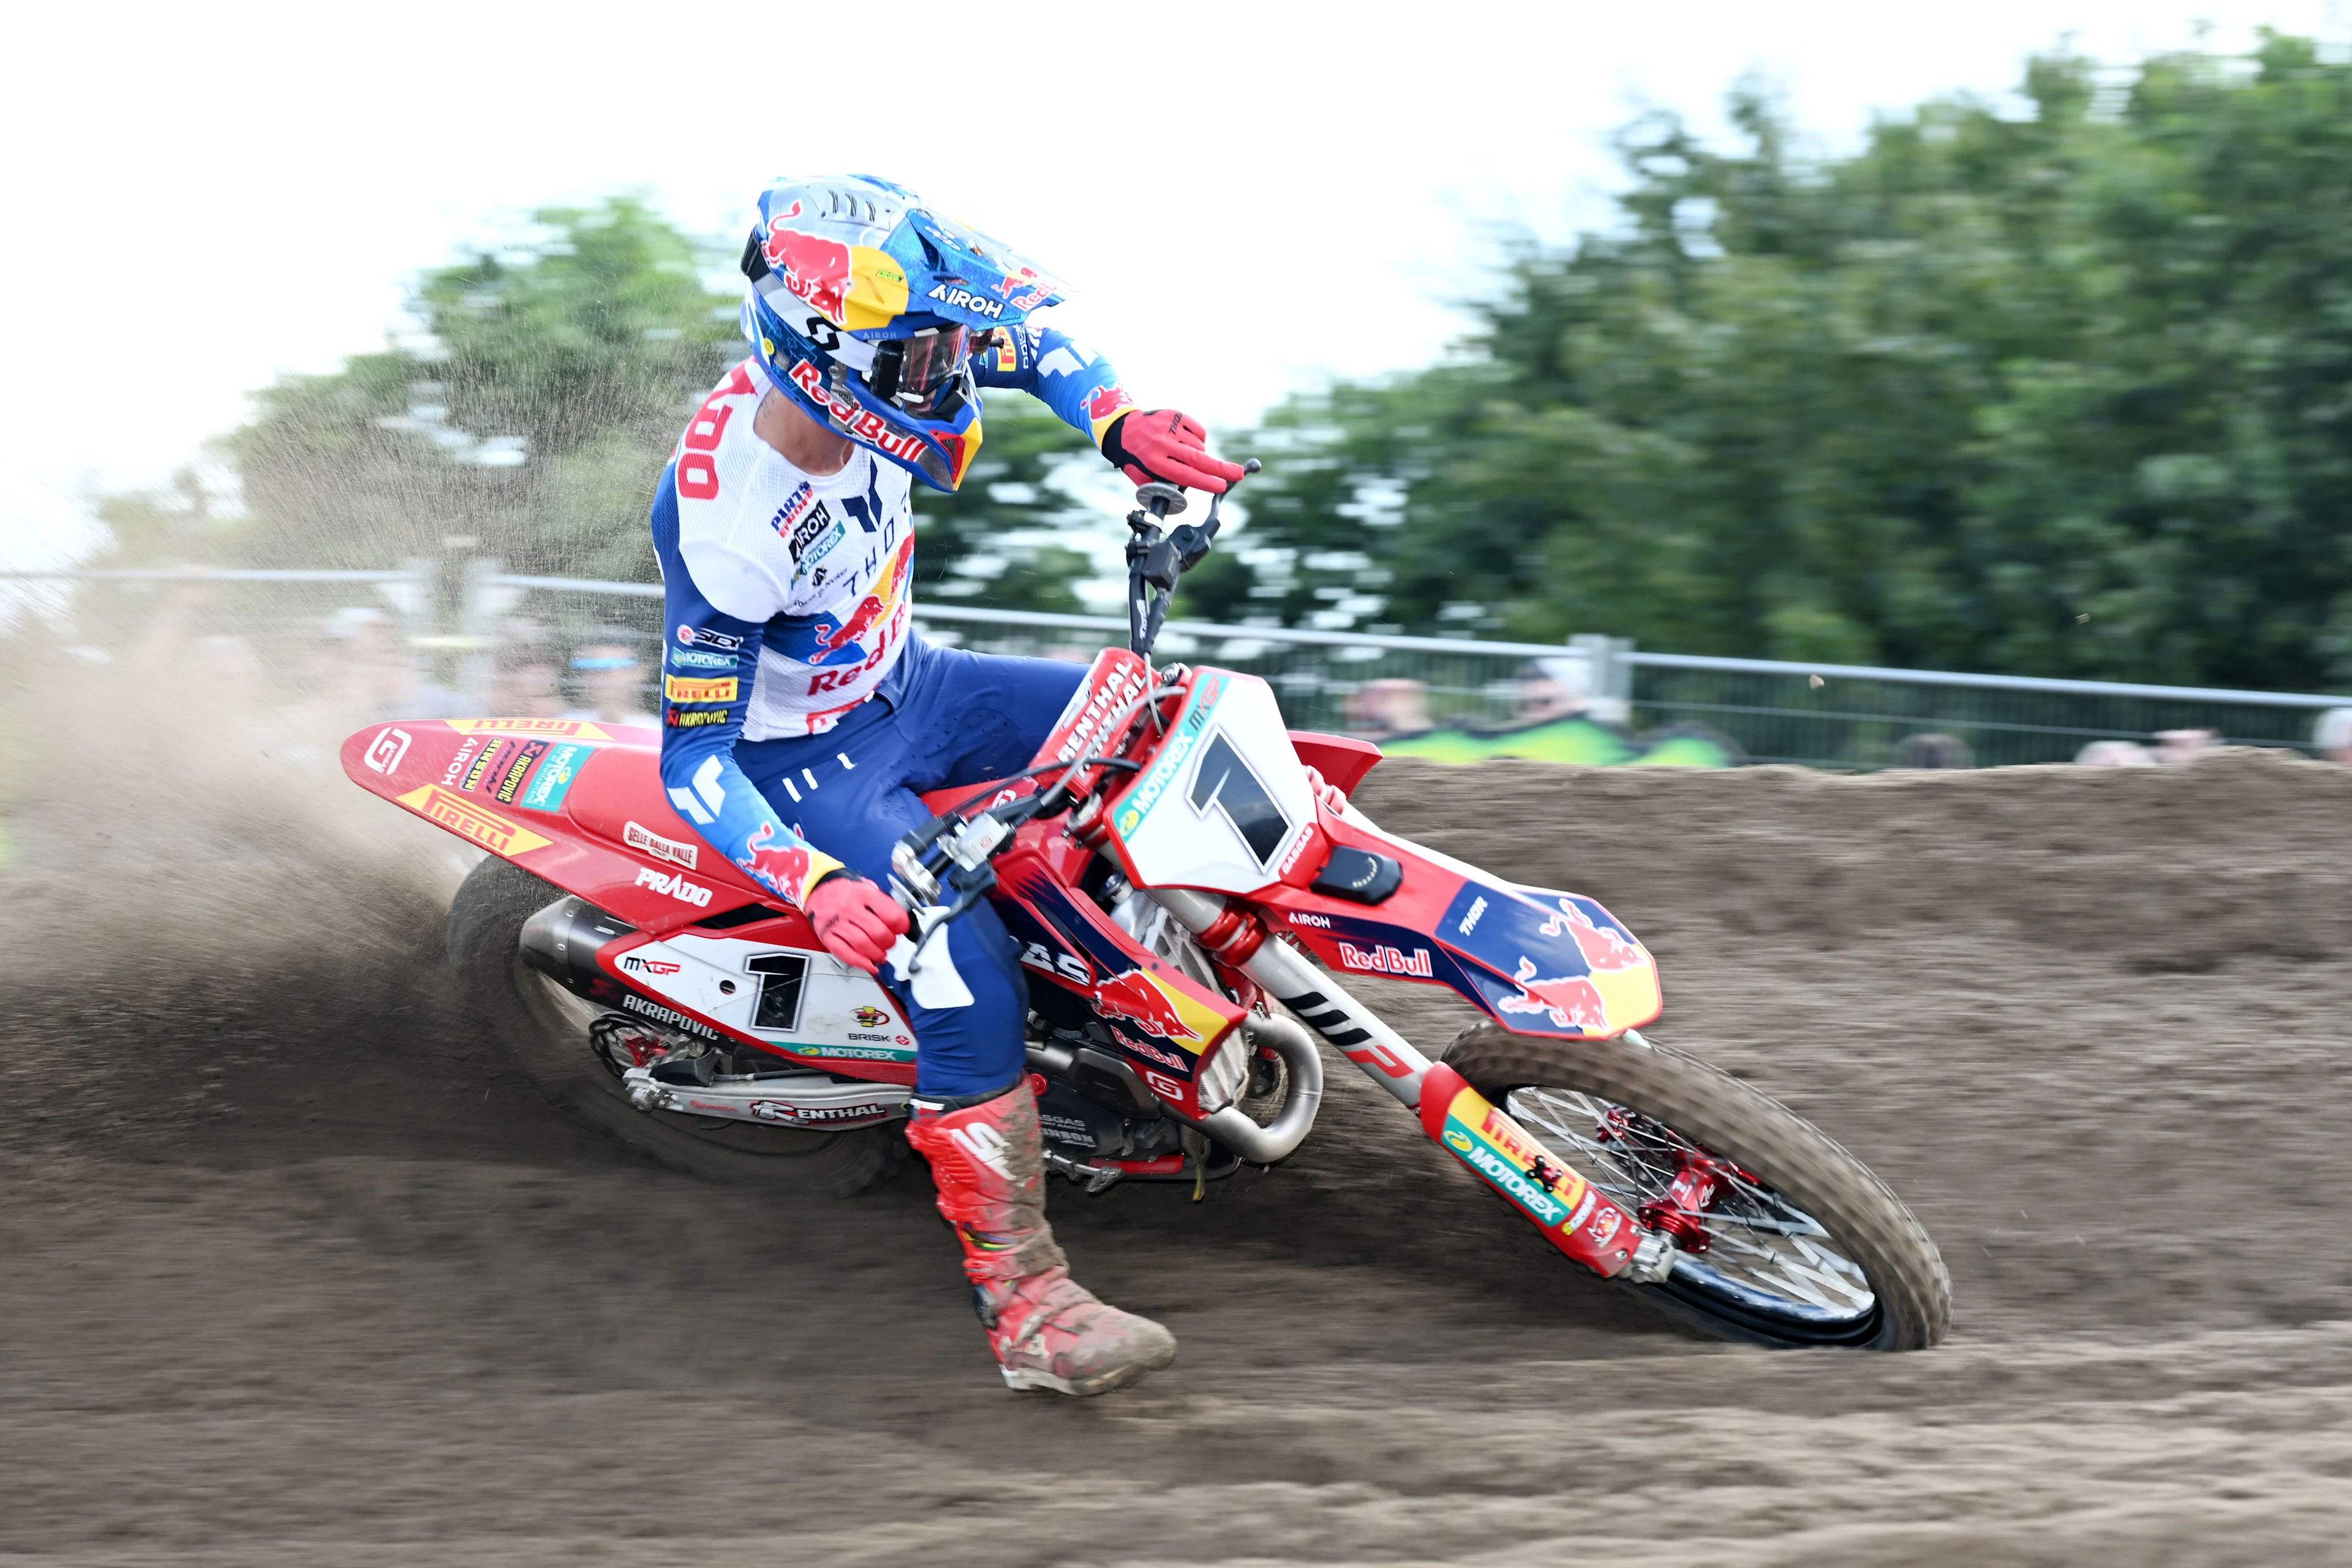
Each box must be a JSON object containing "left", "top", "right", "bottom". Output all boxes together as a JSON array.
[{"left": 8, "top": 678, "right": 2352, "bottom": 1565}]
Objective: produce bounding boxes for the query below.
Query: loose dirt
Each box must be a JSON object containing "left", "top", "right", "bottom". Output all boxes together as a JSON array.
[{"left": 7, "top": 668, "right": 2352, "bottom": 1566}]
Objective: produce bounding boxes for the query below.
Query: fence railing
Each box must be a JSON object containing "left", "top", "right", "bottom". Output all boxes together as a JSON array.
[{"left": 10, "top": 564, "right": 2351, "bottom": 767}]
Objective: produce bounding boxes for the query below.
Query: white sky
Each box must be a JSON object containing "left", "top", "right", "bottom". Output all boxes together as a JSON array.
[{"left": 3, "top": 0, "right": 2344, "bottom": 570}]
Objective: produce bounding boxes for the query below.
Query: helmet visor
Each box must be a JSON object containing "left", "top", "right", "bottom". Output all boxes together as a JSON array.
[{"left": 870, "top": 326, "right": 971, "bottom": 414}]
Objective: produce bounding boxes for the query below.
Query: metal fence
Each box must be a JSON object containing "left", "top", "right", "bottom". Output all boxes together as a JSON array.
[{"left": 9, "top": 564, "right": 2351, "bottom": 768}]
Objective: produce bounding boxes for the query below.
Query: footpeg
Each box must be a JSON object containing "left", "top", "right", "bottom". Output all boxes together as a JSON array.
[{"left": 1041, "top": 1147, "right": 1125, "bottom": 1194}]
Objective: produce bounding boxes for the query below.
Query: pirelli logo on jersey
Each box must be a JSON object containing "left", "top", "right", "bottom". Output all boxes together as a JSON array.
[
  {"left": 663, "top": 674, "right": 739, "bottom": 704},
  {"left": 395, "top": 785, "right": 552, "bottom": 858}
]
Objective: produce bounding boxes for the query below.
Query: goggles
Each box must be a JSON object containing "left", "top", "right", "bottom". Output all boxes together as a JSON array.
[{"left": 867, "top": 325, "right": 974, "bottom": 415}]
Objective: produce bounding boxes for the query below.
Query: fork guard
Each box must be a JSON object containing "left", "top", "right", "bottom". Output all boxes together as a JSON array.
[{"left": 1417, "top": 1063, "right": 1640, "bottom": 1278}]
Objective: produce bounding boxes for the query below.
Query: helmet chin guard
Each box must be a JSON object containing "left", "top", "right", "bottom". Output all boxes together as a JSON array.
[{"left": 738, "top": 175, "right": 1069, "bottom": 492}]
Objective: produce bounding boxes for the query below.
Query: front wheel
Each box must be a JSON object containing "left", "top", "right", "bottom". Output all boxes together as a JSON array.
[{"left": 1443, "top": 1024, "right": 1950, "bottom": 1350}]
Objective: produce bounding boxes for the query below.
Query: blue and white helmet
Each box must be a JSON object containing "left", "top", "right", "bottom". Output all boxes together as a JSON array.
[{"left": 739, "top": 175, "right": 1069, "bottom": 492}]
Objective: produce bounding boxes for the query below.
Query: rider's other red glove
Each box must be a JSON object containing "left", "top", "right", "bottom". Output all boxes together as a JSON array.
[
  {"left": 807, "top": 873, "right": 910, "bottom": 976},
  {"left": 1101, "top": 409, "right": 1248, "bottom": 494},
  {"left": 1303, "top": 765, "right": 1348, "bottom": 816}
]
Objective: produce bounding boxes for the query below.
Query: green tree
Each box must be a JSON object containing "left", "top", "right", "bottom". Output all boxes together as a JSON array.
[{"left": 1231, "top": 36, "right": 2352, "bottom": 690}]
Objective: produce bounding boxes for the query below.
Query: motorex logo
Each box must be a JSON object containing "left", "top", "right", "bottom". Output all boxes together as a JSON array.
[
  {"left": 1114, "top": 687, "right": 1220, "bottom": 839},
  {"left": 1460, "top": 1135, "right": 1569, "bottom": 1227}
]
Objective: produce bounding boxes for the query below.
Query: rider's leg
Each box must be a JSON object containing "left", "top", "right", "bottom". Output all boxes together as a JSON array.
[{"left": 733, "top": 641, "right": 1175, "bottom": 1393}]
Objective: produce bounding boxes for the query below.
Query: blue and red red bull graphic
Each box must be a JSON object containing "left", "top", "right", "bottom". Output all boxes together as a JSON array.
[{"left": 1436, "top": 884, "right": 1661, "bottom": 1038}]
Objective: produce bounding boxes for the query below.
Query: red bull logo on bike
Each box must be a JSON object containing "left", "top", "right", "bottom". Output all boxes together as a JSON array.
[
  {"left": 1539, "top": 897, "right": 1645, "bottom": 971},
  {"left": 394, "top": 785, "right": 552, "bottom": 859},
  {"left": 1439, "top": 883, "right": 1662, "bottom": 1037},
  {"left": 1497, "top": 961, "right": 1611, "bottom": 1034},
  {"left": 1091, "top": 968, "right": 1219, "bottom": 1050},
  {"left": 1337, "top": 942, "right": 1434, "bottom": 978}
]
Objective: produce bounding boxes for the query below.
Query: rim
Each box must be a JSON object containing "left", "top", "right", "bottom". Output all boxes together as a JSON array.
[{"left": 1504, "top": 1085, "right": 1879, "bottom": 1341}]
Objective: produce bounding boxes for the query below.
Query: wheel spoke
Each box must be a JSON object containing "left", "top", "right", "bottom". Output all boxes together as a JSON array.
[{"left": 1503, "top": 1084, "right": 1875, "bottom": 1328}]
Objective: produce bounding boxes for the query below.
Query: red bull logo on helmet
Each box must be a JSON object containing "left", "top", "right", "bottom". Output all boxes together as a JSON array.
[
  {"left": 1496, "top": 959, "right": 1610, "bottom": 1034},
  {"left": 763, "top": 213, "right": 854, "bottom": 326},
  {"left": 1091, "top": 970, "right": 1205, "bottom": 1047}
]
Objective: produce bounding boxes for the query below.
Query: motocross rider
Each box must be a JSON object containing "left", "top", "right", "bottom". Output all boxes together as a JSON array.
[{"left": 650, "top": 176, "right": 1243, "bottom": 1396}]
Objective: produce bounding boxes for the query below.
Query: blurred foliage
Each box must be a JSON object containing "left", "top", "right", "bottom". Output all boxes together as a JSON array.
[
  {"left": 1228, "top": 36, "right": 2352, "bottom": 690},
  {"left": 212, "top": 197, "right": 1096, "bottom": 607}
]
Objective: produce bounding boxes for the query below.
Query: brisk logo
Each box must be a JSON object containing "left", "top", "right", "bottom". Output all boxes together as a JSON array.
[
  {"left": 635, "top": 867, "right": 714, "bottom": 908},
  {"left": 1337, "top": 942, "right": 1433, "bottom": 978}
]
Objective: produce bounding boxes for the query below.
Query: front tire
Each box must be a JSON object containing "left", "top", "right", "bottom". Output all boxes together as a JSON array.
[
  {"left": 1444, "top": 1023, "right": 1950, "bottom": 1350},
  {"left": 448, "top": 856, "right": 906, "bottom": 1196}
]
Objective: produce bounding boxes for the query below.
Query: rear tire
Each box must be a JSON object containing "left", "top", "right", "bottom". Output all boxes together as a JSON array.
[
  {"left": 448, "top": 856, "right": 907, "bottom": 1196},
  {"left": 1443, "top": 1023, "right": 1950, "bottom": 1350}
]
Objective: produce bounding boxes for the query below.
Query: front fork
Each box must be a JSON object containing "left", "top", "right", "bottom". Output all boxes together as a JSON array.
[{"left": 1151, "top": 888, "right": 1671, "bottom": 1283}]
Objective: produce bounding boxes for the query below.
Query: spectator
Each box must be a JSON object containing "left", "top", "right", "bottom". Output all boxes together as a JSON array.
[
  {"left": 2152, "top": 728, "right": 2219, "bottom": 764},
  {"left": 491, "top": 649, "right": 565, "bottom": 718},
  {"left": 1344, "top": 678, "right": 1432, "bottom": 741},
  {"left": 2313, "top": 707, "right": 2352, "bottom": 764},
  {"left": 1894, "top": 732, "right": 1973, "bottom": 769},
  {"left": 565, "top": 639, "right": 656, "bottom": 728}
]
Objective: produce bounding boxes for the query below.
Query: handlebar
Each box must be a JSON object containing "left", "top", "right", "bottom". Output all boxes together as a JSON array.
[
  {"left": 1126, "top": 458, "right": 1259, "bottom": 662},
  {"left": 888, "top": 456, "right": 1262, "bottom": 973}
]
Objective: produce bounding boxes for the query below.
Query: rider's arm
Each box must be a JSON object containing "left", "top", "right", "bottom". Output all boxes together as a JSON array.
[
  {"left": 650, "top": 465, "right": 843, "bottom": 910},
  {"left": 973, "top": 324, "right": 1243, "bottom": 493},
  {"left": 972, "top": 323, "right": 1136, "bottom": 446}
]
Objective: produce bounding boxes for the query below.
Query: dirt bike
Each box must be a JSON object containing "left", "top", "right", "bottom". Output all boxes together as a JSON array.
[{"left": 345, "top": 471, "right": 1950, "bottom": 1351}]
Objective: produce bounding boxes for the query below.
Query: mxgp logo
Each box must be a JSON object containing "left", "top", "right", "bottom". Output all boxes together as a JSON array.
[
  {"left": 363, "top": 727, "right": 412, "bottom": 775},
  {"left": 635, "top": 867, "right": 713, "bottom": 908}
]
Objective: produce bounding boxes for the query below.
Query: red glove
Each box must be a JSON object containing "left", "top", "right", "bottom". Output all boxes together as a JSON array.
[
  {"left": 1101, "top": 408, "right": 1248, "bottom": 494},
  {"left": 1303, "top": 765, "right": 1348, "bottom": 816},
  {"left": 807, "top": 873, "right": 910, "bottom": 976}
]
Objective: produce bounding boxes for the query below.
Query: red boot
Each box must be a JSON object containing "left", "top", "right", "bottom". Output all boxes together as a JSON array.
[{"left": 905, "top": 1083, "right": 1177, "bottom": 1395}]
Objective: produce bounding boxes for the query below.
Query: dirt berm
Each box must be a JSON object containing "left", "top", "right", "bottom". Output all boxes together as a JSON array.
[{"left": 7, "top": 708, "right": 2352, "bottom": 1566}]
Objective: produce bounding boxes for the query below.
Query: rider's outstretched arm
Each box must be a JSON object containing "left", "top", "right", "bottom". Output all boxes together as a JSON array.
[
  {"left": 973, "top": 325, "right": 1245, "bottom": 494},
  {"left": 650, "top": 466, "right": 842, "bottom": 910}
]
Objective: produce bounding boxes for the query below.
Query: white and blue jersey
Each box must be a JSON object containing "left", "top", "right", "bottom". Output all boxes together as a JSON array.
[{"left": 652, "top": 326, "right": 1133, "bottom": 909}]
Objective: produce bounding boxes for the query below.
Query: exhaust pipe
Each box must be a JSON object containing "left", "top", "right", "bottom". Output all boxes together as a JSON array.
[{"left": 1170, "top": 1009, "right": 1324, "bottom": 1165}]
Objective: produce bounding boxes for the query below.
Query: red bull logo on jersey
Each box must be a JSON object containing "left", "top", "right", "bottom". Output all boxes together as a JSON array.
[
  {"left": 739, "top": 821, "right": 813, "bottom": 904},
  {"left": 763, "top": 218, "right": 853, "bottom": 325},
  {"left": 1538, "top": 898, "right": 1645, "bottom": 971},
  {"left": 1496, "top": 959, "right": 1610, "bottom": 1034},
  {"left": 1087, "top": 383, "right": 1136, "bottom": 426},
  {"left": 1092, "top": 970, "right": 1206, "bottom": 1048},
  {"left": 807, "top": 535, "right": 914, "bottom": 666}
]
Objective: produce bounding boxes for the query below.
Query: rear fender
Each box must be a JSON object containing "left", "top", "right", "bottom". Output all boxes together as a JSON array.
[{"left": 341, "top": 717, "right": 792, "bottom": 938}]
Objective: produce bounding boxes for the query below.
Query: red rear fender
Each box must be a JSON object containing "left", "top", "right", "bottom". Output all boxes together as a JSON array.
[{"left": 340, "top": 718, "right": 802, "bottom": 941}]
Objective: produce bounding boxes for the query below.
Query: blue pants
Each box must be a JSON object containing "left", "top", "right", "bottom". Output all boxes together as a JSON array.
[{"left": 732, "top": 638, "right": 1087, "bottom": 1096}]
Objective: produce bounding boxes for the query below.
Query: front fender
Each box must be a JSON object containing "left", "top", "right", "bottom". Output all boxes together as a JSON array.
[{"left": 1252, "top": 817, "right": 1662, "bottom": 1041}]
